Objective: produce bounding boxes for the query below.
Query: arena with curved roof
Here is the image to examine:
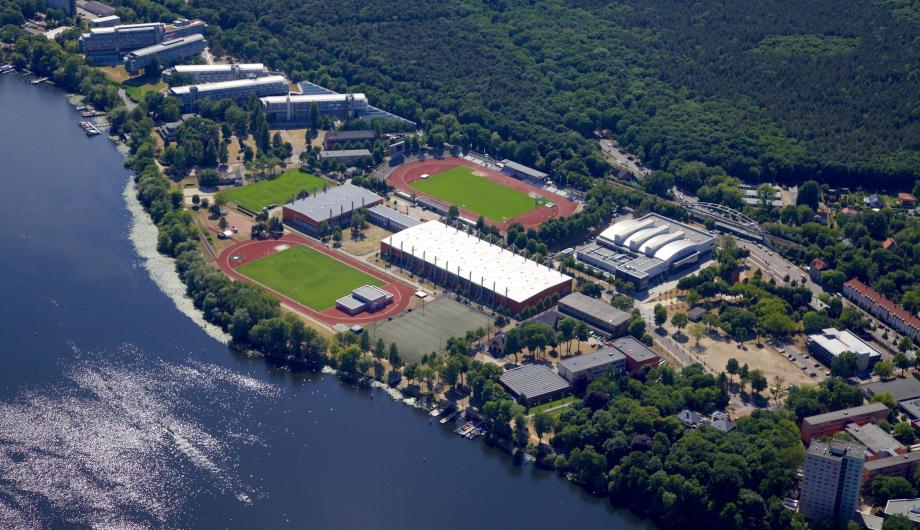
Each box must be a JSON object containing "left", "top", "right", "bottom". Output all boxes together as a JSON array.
[{"left": 577, "top": 213, "right": 716, "bottom": 288}]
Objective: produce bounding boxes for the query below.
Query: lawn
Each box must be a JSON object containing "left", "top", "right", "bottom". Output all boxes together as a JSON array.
[
  {"left": 529, "top": 396, "right": 576, "bottom": 416},
  {"left": 123, "top": 76, "right": 166, "bottom": 103},
  {"left": 236, "top": 246, "right": 383, "bottom": 311},
  {"left": 221, "top": 169, "right": 332, "bottom": 212},
  {"left": 410, "top": 167, "right": 540, "bottom": 221}
]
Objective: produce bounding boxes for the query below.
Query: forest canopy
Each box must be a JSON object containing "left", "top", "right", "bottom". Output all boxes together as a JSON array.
[{"left": 104, "top": 0, "right": 920, "bottom": 189}]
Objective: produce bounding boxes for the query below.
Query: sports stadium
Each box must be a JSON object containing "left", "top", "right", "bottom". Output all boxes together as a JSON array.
[
  {"left": 387, "top": 157, "right": 577, "bottom": 230},
  {"left": 217, "top": 234, "right": 414, "bottom": 325}
]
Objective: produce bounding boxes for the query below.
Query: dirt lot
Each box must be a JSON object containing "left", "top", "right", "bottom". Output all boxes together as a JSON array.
[
  {"left": 678, "top": 330, "right": 819, "bottom": 387},
  {"left": 339, "top": 224, "right": 389, "bottom": 257}
]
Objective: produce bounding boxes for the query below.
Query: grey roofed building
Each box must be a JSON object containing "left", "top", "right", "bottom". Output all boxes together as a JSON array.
[
  {"left": 353, "top": 285, "right": 390, "bottom": 304},
  {"left": 859, "top": 512, "right": 884, "bottom": 530},
  {"left": 677, "top": 409, "right": 704, "bottom": 427},
  {"left": 366, "top": 204, "right": 421, "bottom": 232},
  {"left": 864, "top": 450, "right": 920, "bottom": 477},
  {"left": 611, "top": 336, "right": 659, "bottom": 367},
  {"left": 865, "top": 376, "right": 920, "bottom": 402},
  {"left": 687, "top": 306, "right": 707, "bottom": 322},
  {"left": 844, "top": 422, "right": 905, "bottom": 454},
  {"left": 900, "top": 397, "right": 920, "bottom": 419},
  {"left": 283, "top": 183, "right": 383, "bottom": 225},
  {"left": 557, "top": 292, "right": 629, "bottom": 337},
  {"left": 557, "top": 347, "right": 626, "bottom": 383},
  {"left": 324, "top": 130, "right": 376, "bottom": 147},
  {"left": 803, "top": 402, "right": 889, "bottom": 426},
  {"left": 319, "top": 149, "right": 372, "bottom": 160},
  {"left": 808, "top": 328, "right": 881, "bottom": 373},
  {"left": 335, "top": 295, "right": 366, "bottom": 315},
  {"left": 884, "top": 498, "right": 920, "bottom": 523},
  {"left": 498, "top": 364, "right": 571, "bottom": 405}
]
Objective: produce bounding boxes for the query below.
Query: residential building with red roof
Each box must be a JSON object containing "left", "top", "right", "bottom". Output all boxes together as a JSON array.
[
  {"left": 843, "top": 278, "right": 920, "bottom": 341},
  {"left": 899, "top": 193, "right": 916, "bottom": 208}
]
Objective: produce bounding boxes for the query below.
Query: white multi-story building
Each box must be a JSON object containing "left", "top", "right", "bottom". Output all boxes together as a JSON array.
[
  {"left": 123, "top": 35, "right": 207, "bottom": 74},
  {"left": 799, "top": 440, "right": 865, "bottom": 521},
  {"left": 169, "top": 75, "right": 289, "bottom": 106},
  {"left": 260, "top": 93, "right": 370, "bottom": 123},
  {"left": 163, "top": 63, "right": 269, "bottom": 84}
]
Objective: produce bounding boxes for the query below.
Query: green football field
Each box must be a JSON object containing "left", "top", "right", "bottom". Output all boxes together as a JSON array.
[
  {"left": 221, "top": 169, "right": 332, "bottom": 211},
  {"left": 236, "top": 245, "right": 383, "bottom": 311},
  {"left": 410, "top": 167, "right": 541, "bottom": 221}
]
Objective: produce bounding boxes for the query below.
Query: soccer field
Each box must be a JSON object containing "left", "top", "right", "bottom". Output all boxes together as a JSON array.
[
  {"left": 236, "top": 246, "right": 383, "bottom": 311},
  {"left": 222, "top": 169, "right": 332, "bottom": 212},
  {"left": 410, "top": 167, "right": 540, "bottom": 221}
]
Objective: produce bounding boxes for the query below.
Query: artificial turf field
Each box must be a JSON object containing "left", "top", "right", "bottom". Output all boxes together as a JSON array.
[
  {"left": 410, "top": 167, "right": 541, "bottom": 221},
  {"left": 235, "top": 245, "right": 383, "bottom": 311},
  {"left": 221, "top": 169, "right": 331, "bottom": 211}
]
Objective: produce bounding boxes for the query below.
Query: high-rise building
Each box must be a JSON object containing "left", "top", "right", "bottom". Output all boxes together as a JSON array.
[{"left": 799, "top": 440, "right": 866, "bottom": 521}]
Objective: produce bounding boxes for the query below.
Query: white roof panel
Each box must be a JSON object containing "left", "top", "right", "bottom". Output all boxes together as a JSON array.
[
  {"left": 654, "top": 239, "right": 698, "bottom": 263},
  {"left": 382, "top": 221, "right": 571, "bottom": 304},
  {"left": 170, "top": 75, "right": 287, "bottom": 95},
  {"left": 174, "top": 63, "right": 265, "bottom": 73},
  {"left": 260, "top": 93, "right": 368, "bottom": 104},
  {"left": 624, "top": 225, "right": 669, "bottom": 250},
  {"left": 639, "top": 231, "right": 684, "bottom": 255}
]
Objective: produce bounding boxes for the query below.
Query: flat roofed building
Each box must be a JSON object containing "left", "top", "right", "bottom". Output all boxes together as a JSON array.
[
  {"left": 611, "top": 336, "right": 661, "bottom": 374},
  {"left": 163, "top": 19, "right": 207, "bottom": 40},
  {"left": 380, "top": 221, "right": 573, "bottom": 313},
  {"left": 801, "top": 402, "right": 889, "bottom": 444},
  {"left": 557, "top": 347, "right": 626, "bottom": 383},
  {"left": 164, "top": 63, "right": 268, "bottom": 84},
  {"left": 498, "top": 364, "right": 570, "bottom": 405},
  {"left": 353, "top": 285, "right": 392, "bottom": 309},
  {"left": 366, "top": 204, "right": 420, "bottom": 232},
  {"left": 884, "top": 498, "right": 920, "bottom": 523},
  {"left": 865, "top": 376, "right": 920, "bottom": 403},
  {"left": 123, "top": 34, "right": 206, "bottom": 74},
  {"left": 335, "top": 285, "right": 392, "bottom": 316},
  {"left": 261, "top": 93, "right": 370, "bottom": 123},
  {"left": 282, "top": 183, "right": 383, "bottom": 234},
  {"left": 500, "top": 159, "right": 548, "bottom": 182},
  {"left": 79, "top": 22, "right": 164, "bottom": 57},
  {"left": 324, "top": 130, "right": 377, "bottom": 149},
  {"left": 864, "top": 451, "right": 920, "bottom": 482},
  {"left": 169, "top": 75, "right": 288, "bottom": 105},
  {"left": 900, "top": 397, "right": 920, "bottom": 419},
  {"left": 807, "top": 328, "right": 881, "bottom": 373},
  {"left": 90, "top": 15, "right": 121, "bottom": 28},
  {"left": 799, "top": 440, "right": 866, "bottom": 521},
  {"left": 845, "top": 422, "right": 904, "bottom": 455},
  {"left": 578, "top": 213, "right": 715, "bottom": 289},
  {"left": 557, "top": 292, "right": 629, "bottom": 338},
  {"left": 319, "top": 149, "right": 372, "bottom": 164},
  {"left": 335, "top": 295, "right": 367, "bottom": 315}
]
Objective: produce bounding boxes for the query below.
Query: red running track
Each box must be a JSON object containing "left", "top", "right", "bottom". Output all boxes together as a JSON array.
[
  {"left": 215, "top": 234, "right": 415, "bottom": 326},
  {"left": 387, "top": 157, "right": 578, "bottom": 231}
]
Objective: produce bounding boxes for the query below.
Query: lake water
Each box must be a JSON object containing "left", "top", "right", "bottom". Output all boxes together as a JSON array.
[{"left": 0, "top": 74, "right": 653, "bottom": 529}]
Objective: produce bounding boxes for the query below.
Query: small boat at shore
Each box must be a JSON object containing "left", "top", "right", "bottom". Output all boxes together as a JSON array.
[
  {"left": 79, "top": 121, "right": 101, "bottom": 136},
  {"left": 31, "top": 77, "right": 48, "bottom": 85},
  {"left": 0, "top": 64, "right": 14, "bottom": 74}
]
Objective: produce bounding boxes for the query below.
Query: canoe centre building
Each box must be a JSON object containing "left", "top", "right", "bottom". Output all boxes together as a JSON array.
[{"left": 380, "top": 221, "right": 572, "bottom": 313}]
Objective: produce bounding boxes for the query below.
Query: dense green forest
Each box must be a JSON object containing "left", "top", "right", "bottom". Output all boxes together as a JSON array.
[{"left": 99, "top": 0, "right": 920, "bottom": 188}]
